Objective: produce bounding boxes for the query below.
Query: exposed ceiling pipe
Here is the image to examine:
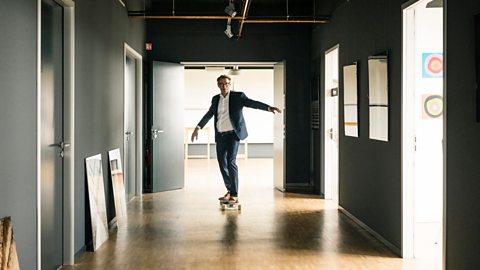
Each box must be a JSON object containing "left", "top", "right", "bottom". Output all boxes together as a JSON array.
[
  {"left": 129, "top": 0, "right": 329, "bottom": 26},
  {"left": 244, "top": 19, "right": 327, "bottom": 23},
  {"left": 131, "top": 15, "right": 328, "bottom": 23},
  {"left": 237, "top": 0, "right": 252, "bottom": 38},
  {"left": 135, "top": 15, "right": 242, "bottom": 19}
]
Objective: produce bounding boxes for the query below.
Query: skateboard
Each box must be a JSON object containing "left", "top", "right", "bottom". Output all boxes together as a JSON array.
[{"left": 220, "top": 199, "right": 241, "bottom": 211}]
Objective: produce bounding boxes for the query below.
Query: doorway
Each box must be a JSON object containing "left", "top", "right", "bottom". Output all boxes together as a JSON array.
[
  {"left": 324, "top": 46, "right": 339, "bottom": 204},
  {"left": 124, "top": 44, "right": 143, "bottom": 200},
  {"left": 181, "top": 62, "right": 285, "bottom": 193},
  {"left": 402, "top": 0, "right": 444, "bottom": 268},
  {"left": 39, "top": 0, "right": 75, "bottom": 267}
]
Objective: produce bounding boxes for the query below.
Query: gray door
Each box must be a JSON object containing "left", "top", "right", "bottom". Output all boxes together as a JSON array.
[
  {"left": 124, "top": 55, "right": 136, "bottom": 201},
  {"left": 273, "top": 61, "right": 286, "bottom": 191},
  {"left": 41, "top": 0, "right": 64, "bottom": 268},
  {"left": 151, "top": 62, "right": 185, "bottom": 192}
]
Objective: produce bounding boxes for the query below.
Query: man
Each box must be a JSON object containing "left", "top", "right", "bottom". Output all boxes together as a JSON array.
[{"left": 191, "top": 74, "right": 281, "bottom": 204}]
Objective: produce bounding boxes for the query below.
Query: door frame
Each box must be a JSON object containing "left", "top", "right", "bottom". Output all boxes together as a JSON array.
[
  {"left": 37, "top": 0, "right": 75, "bottom": 268},
  {"left": 323, "top": 44, "right": 340, "bottom": 204},
  {"left": 273, "top": 61, "right": 286, "bottom": 192},
  {"left": 402, "top": 0, "right": 446, "bottom": 266},
  {"left": 124, "top": 43, "right": 144, "bottom": 197}
]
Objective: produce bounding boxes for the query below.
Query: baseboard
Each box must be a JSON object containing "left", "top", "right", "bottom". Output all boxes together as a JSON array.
[
  {"left": 74, "top": 246, "right": 86, "bottom": 261},
  {"left": 338, "top": 207, "right": 401, "bottom": 256}
]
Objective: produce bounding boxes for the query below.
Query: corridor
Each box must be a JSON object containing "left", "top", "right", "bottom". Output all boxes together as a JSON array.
[{"left": 68, "top": 159, "right": 425, "bottom": 270}]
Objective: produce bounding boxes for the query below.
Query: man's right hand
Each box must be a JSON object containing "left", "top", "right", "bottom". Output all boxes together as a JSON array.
[{"left": 191, "top": 127, "right": 199, "bottom": 142}]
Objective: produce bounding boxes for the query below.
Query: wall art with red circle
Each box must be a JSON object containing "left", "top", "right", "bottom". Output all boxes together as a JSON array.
[{"left": 422, "top": 53, "right": 443, "bottom": 78}]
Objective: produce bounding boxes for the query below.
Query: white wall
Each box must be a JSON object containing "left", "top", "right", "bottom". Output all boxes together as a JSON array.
[
  {"left": 414, "top": 7, "right": 443, "bottom": 223},
  {"left": 184, "top": 69, "right": 274, "bottom": 143}
]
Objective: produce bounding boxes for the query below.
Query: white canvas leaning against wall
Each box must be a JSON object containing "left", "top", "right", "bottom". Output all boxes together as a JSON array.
[
  {"left": 108, "top": 148, "right": 128, "bottom": 225},
  {"left": 85, "top": 154, "right": 109, "bottom": 251}
]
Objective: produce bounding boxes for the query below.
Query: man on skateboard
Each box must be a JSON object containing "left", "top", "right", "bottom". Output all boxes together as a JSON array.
[{"left": 191, "top": 75, "right": 281, "bottom": 206}]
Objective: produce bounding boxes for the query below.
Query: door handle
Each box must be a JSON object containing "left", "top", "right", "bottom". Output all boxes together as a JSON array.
[
  {"left": 125, "top": 131, "right": 134, "bottom": 141},
  {"left": 50, "top": 141, "right": 70, "bottom": 158},
  {"left": 328, "top": 128, "right": 334, "bottom": 140},
  {"left": 151, "top": 128, "right": 164, "bottom": 139}
]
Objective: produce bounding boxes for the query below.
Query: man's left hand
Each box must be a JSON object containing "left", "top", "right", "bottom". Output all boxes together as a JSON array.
[{"left": 269, "top": 106, "right": 282, "bottom": 114}]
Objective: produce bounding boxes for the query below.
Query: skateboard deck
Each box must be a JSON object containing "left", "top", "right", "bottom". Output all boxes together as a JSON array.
[{"left": 220, "top": 200, "right": 241, "bottom": 211}]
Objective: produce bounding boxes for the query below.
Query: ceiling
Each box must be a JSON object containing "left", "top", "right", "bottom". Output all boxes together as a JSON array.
[
  {"left": 123, "top": 0, "right": 337, "bottom": 38},
  {"left": 125, "top": 0, "right": 333, "bottom": 21}
]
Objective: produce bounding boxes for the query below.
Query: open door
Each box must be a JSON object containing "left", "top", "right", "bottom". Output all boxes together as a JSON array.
[
  {"left": 151, "top": 62, "right": 185, "bottom": 192},
  {"left": 124, "top": 54, "right": 136, "bottom": 201},
  {"left": 41, "top": 0, "right": 65, "bottom": 268},
  {"left": 324, "top": 46, "right": 339, "bottom": 203},
  {"left": 273, "top": 61, "right": 286, "bottom": 191},
  {"left": 402, "top": 1, "right": 444, "bottom": 267}
]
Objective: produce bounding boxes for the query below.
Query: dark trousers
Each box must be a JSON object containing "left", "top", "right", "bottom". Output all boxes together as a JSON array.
[{"left": 216, "top": 132, "right": 240, "bottom": 196}]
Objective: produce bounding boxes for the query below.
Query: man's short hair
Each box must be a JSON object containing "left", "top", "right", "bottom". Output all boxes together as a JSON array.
[{"left": 217, "top": 75, "right": 231, "bottom": 82}]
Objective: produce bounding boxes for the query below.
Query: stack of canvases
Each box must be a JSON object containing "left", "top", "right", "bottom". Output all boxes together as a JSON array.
[{"left": 0, "top": 216, "right": 20, "bottom": 270}]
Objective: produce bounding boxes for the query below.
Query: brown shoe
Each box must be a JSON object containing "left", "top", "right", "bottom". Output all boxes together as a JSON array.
[
  {"left": 228, "top": 196, "right": 238, "bottom": 203},
  {"left": 218, "top": 192, "right": 230, "bottom": 201}
]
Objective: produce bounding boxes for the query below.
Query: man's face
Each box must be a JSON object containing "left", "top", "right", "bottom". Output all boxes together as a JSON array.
[{"left": 217, "top": 78, "right": 231, "bottom": 96}]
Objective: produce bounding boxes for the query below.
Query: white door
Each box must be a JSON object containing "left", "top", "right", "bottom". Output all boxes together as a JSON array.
[
  {"left": 402, "top": 1, "right": 443, "bottom": 267},
  {"left": 273, "top": 61, "right": 286, "bottom": 191},
  {"left": 152, "top": 62, "right": 185, "bottom": 192},
  {"left": 324, "top": 46, "right": 339, "bottom": 204}
]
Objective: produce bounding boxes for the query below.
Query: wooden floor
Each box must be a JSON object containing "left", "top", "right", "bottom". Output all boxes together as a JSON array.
[{"left": 65, "top": 159, "right": 437, "bottom": 270}]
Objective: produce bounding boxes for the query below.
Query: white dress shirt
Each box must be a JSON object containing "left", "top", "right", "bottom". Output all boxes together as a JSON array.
[{"left": 217, "top": 92, "right": 234, "bottom": 132}]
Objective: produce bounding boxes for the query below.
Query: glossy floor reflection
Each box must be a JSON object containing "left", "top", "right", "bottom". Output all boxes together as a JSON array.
[{"left": 66, "top": 158, "right": 430, "bottom": 270}]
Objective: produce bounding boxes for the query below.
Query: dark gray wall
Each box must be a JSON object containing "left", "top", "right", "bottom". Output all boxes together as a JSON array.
[
  {"left": 313, "top": 0, "right": 480, "bottom": 265},
  {"left": 446, "top": 1, "right": 480, "bottom": 268},
  {"left": 1, "top": 0, "right": 145, "bottom": 267},
  {"left": 146, "top": 20, "right": 312, "bottom": 189},
  {"left": 75, "top": 0, "right": 145, "bottom": 254},
  {"left": 311, "top": 0, "right": 406, "bottom": 249},
  {"left": 0, "top": 0, "right": 38, "bottom": 269}
]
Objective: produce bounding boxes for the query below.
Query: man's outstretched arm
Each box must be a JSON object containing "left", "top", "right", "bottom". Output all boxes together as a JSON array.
[{"left": 241, "top": 92, "right": 282, "bottom": 114}]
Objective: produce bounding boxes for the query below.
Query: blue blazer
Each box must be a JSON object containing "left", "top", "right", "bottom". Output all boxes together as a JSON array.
[{"left": 196, "top": 91, "right": 271, "bottom": 142}]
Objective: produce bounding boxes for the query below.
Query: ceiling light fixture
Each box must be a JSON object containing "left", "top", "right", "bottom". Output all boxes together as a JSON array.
[
  {"left": 224, "top": 18, "right": 233, "bottom": 38},
  {"left": 228, "top": 66, "right": 241, "bottom": 76},
  {"left": 224, "top": 0, "right": 237, "bottom": 17}
]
